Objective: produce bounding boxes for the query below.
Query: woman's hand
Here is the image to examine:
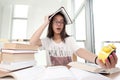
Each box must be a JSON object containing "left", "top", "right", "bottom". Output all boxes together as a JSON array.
[
  {"left": 44, "top": 15, "right": 50, "bottom": 25},
  {"left": 96, "top": 53, "right": 118, "bottom": 69}
]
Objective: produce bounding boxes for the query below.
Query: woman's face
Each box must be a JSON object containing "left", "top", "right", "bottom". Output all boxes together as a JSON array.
[{"left": 52, "top": 15, "right": 64, "bottom": 34}]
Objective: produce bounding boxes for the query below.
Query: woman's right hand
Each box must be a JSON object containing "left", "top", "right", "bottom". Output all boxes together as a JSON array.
[
  {"left": 96, "top": 53, "right": 118, "bottom": 69},
  {"left": 30, "top": 15, "right": 50, "bottom": 46},
  {"left": 44, "top": 15, "right": 50, "bottom": 25}
]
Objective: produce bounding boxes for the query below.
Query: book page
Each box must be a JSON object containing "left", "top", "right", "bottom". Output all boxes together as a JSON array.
[
  {"left": 106, "top": 72, "right": 120, "bottom": 80},
  {"left": 111, "top": 74, "right": 120, "bottom": 80},
  {"left": 9, "top": 66, "right": 45, "bottom": 80},
  {"left": 39, "top": 66, "right": 76, "bottom": 80},
  {"left": 70, "top": 67, "right": 112, "bottom": 80}
]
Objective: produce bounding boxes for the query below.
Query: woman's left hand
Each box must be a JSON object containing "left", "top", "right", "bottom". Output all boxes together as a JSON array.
[{"left": 96, "top": 52, "right": 118, "bottom": 69}]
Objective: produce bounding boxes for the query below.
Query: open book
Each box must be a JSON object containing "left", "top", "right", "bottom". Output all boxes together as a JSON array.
[
  {"left": 0, "top": 66, "right": 46, "bottom": 80},
  {"left": 39, "top": 66, "right": 76, "bottom": 80},
  {"left": 49, "top": 6, "right": 72, "bottom": 25},
  {"left": 0, "top": 65, "right": 112, "bottom": 80},
  {"left": 68, "top": 61, "right": 120, "bottom": 74}
]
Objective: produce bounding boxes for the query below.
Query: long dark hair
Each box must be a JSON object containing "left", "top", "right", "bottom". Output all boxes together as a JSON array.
[{"left": 47, "top": 12, "right": 69, "bottom": 42}]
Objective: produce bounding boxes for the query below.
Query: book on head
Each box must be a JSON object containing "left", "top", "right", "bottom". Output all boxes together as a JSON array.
[{"left": 49, "top": 6, "right": 72, "bottom": 25}]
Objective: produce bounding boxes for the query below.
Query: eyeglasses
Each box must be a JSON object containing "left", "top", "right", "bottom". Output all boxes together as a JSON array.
[{"left": 53, "top": 20, "right": 64, "bottom": 25}]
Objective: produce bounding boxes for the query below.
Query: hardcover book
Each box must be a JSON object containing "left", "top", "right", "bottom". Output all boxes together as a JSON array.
[
  {"left": 0, "top": 60, "right": 36, "bottom": 71},
  {"left": 68, "top": 61, "right": 120, "bottom": 74},
  {"left": 1, "top": 53, "right": 34, "bottom": 63},
  {"left": 49, "top": 6, "right": 72, "bottom": 25},
  {"left": 3, "top": 43, "right": 39, "bottom": 50}
]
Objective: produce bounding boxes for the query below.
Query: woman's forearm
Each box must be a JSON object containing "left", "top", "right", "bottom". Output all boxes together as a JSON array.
[
  {"left": 76, "top": 48, "right": 97, "bottom": 63},
  {"left": 30, "top": 23, "right": 48, "bottom": 46}
]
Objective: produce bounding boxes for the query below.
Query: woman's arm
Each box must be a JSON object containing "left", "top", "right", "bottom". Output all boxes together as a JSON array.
[
  {"left": 76, "top": 48, "right": 97, "bottom": 63},
  {"left": 30, "top": 16, "right": 49, "bottom": 46},
  {"left": 76, "top": 48, "right": 118, "bottom": 69}
]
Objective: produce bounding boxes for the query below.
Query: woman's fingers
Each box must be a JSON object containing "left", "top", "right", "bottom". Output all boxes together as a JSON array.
[
  {"left": 112, "top": 53, "right": 118, "bottom": 64},
  {"left": 97, "top": 59, "right": 107, "bottom": 69},
  {"left": 105, "top": 58, "right": 111, "bottom": 69},
  {"left": 98, "top": 53, "right": 118, "bottom": 69}
]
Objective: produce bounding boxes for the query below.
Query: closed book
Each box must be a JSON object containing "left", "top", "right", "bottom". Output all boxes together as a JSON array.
[
  {"left": 1, "top": 49, "right": 38, "bottom": 53},
  {"left": 68, "top": 61, "right": 120, "bottom": 74},
  {"left": 3, "top": 43, "right": 39, "bottom": 50},
  {"left": 0, "top": 60, "right": 36, "bottom": 71},
  {"left": 1, "top": 53, "right": 34, "bottom": 63}
]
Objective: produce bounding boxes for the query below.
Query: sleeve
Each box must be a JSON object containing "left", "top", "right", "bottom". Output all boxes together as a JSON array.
[
  {"left": 66, "top": 37, "right": 80, "bottom": 53},
  {"left": 39, "top": 37, "right": 50, "bottom": 50}
]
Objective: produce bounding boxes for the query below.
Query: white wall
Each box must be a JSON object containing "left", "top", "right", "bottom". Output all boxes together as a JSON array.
[
  {"left": 0, "top": 5, "right": 12, "bottom": 39},
  {"left": 0, "top": 5, "right": 2, "bottom": 38}
]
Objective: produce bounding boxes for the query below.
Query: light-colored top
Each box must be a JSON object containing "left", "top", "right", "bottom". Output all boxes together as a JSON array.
[{"left": 39, "top": 37, "right": 80, "bottom": 66}]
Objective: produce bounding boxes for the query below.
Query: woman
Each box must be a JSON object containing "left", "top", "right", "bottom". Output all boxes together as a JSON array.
[{"left": 30, "top": 12, "right": 117, "bottom": 68}]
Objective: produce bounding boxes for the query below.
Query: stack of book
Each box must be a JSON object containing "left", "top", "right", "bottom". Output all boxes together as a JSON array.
[{"left": 0, "top": 43, "right": 39, "bottom": 72}]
